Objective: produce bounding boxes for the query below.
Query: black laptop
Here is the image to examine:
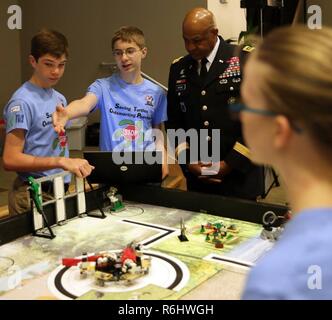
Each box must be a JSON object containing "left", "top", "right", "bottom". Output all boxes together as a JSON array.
[{"left": 83, "top": 151, "right": 162, "bottom": 185}]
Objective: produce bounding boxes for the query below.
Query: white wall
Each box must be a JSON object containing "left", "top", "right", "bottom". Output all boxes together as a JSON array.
[{"left": 208, "top": 0, "right": 246, "bottom": 41}]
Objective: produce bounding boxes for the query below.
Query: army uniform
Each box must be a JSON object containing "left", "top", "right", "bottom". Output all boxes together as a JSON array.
[{"left": 166, "top": 37, "right": 265, "bottom": 200}]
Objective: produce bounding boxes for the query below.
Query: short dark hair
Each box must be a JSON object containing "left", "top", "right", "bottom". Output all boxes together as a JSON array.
[{"left": 31, "top": 29, "right": 68, "bottom": 61}]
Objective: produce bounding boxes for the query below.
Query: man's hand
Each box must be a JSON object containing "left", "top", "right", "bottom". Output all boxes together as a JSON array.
[
  {"left": 189, "top": 161, "right": 232, "bottom": 185},
  {"left": 187, "top": 162, "right": 204, "bottom": 176},
  {"left": 198, "top": 161, "right": 222, "bottom": 184},
  {"left": 59, "top": 158, "right": 95, "bottom": 178},
  {"left": 218, "top": 161, "right": 232, "bottom": 176},
  {"left": 53, "top": 105, "right": 70, "bottom": 134}
]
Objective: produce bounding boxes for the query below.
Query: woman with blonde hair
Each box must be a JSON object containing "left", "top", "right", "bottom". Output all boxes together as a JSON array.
[{"left": 235, "top": 25, "right": 332, "bottom": 299}]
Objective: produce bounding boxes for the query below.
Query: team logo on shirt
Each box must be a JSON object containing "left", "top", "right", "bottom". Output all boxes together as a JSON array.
[
  {"left": 145, "top": 96, "right": 154, "bottom": 107},
  {"left": 123, "top": 124, "right": 139, "bottom": 141},
  {"left": 52, "top": 131, "right": 68, "bottom": 157},
  {"left": 15, "top": 114, "right": 24, "bottom": 124},
  {"left": 6, "top": 113, "right": 24, "bottom": 129},
  {"left": 113, "top": 119, "right": 144, "bottom": 149},
  {"left": 10, "top": 105, "right": 21, "bottom": 113}
]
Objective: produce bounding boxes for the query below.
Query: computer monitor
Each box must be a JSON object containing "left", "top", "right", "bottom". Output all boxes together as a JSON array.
[{"left": 83, "top": 151, "right": 162, "bottom": 185}]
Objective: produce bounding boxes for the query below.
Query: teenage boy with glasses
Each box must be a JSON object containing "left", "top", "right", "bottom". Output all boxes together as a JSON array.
[{"left": 53, "top": 26, "right": 168, "bottom": 178}]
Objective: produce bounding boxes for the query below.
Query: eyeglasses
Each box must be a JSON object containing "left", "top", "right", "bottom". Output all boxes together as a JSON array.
[
  {"left": 112, "top": 47, "right": 141, "bottom": 58},
  {"left": 229, "top": 103, "right": 278, "bottom": 116},
  {"left": 229, "top": 103, "right": 303, "bottom": 133}
]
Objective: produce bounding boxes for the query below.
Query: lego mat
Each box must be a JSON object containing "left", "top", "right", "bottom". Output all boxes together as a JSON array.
[{"left": 0, "top": 202, "right": 272, "bottom": 300}]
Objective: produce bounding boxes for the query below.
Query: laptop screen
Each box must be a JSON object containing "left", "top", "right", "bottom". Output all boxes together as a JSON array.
[{"left": 83, "top": 151, "right": 162, "bottom": 185}]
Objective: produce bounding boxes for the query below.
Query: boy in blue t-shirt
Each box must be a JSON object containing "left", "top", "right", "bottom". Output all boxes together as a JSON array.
[
  {"left": 53, "top": 26, "right": 168, "bottom": 178},
  {"left": 3, "top": 29, "right": 94, "bottom": 215}
]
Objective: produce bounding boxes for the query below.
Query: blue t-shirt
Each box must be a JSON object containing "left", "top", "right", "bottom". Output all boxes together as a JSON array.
[
  {"left": 3, "top": 81, "right": 70, "bottom": 182},
  {"left": 87, "top": 73, "right": 167, "bottom": 151},
  {"left": 242, "top": 208, "right": 332, "bottom": 300}
]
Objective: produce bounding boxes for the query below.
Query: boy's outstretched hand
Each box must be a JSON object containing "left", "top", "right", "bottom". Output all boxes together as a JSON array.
[
  {"left": 53, "top": 105, "right": 70, "bottom": 134},
  {"left": 59, "top": 158, "right": 95, "bottom": 179}
]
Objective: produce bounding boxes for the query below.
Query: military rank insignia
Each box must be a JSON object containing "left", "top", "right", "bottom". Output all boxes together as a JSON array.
[
  {"left": 176, "top": 79, "right": 186, "bottom": 92},
  {"left": 243, "top": 45, "right": 255, "bottom": 53},
  {"left": 219, "top": 57, "right": 241, "bottom": 79},
  {"left": 172, "top": 56, "right": 183, "bottom": 64}
]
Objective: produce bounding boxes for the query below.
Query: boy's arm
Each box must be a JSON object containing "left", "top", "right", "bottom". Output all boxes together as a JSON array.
[
  {"left": 3, "top": 129, "right": 94, "bottom": 178},
  {"left": 53, "top": 93, "right": 98, "bottom": 134}
]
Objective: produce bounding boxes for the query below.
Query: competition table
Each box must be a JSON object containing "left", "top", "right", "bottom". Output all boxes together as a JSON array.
[{"left": 0, "top": 185, "right": 287, "bottom": 300}]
